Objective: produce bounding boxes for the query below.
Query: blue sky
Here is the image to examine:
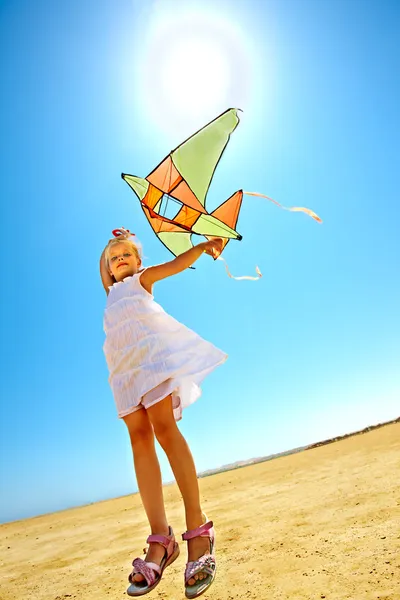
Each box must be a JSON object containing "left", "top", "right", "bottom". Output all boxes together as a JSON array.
[{"left": 0, "top": 0, "right": 399, "bottom": 523}]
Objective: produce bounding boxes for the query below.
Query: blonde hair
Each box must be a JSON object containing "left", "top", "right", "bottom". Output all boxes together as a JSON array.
[{"left": 104, "top": 236, "right": 142, "bottom": 270}]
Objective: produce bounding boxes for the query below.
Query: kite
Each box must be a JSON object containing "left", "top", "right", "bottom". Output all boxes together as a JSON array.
[{"left": 121, "top": 108, "right": 321, "bottom": 280}]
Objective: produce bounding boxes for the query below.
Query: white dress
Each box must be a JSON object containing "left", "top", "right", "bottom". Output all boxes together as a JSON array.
[{"left": 103, "top": 271, "right": 227, "bottom": 420}]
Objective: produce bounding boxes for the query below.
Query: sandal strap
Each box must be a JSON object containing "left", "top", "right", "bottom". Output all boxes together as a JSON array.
[
  {"left": 130, "top": 558, "right": 160, "bottom": 587},
  {"left": 182, "top": 520, "right": 214, "bottom": 541},
  {"left": 128, "top": 527, "right": 176, "bottom": 587},
  {"left": 146, "top": 533, "right": 172, "bottom": 548},
  {"left": 184, "top": 555, "right": 216, "bottom": 585},
  {"left": 146, "top": 526, "right": 176, "bottom": 555},
  {"left": 140, "top": 560, "right": 161, "bottom": 575}
]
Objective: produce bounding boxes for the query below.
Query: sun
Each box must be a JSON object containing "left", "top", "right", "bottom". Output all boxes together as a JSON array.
[
  {"left": 160, "top": 35, "right": 230, "bottom": 117},
  {"left": 136, "top": 5, "right": 254, "bottom": 138}
]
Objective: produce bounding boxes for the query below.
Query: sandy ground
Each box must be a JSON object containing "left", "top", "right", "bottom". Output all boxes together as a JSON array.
[{"left": 1, "top": 423, "right": 399, "bottom": 600}]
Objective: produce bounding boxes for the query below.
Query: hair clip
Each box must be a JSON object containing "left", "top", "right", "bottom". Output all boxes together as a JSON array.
[{"left": 112, "top": 228, "right": 135, "bottom": 238}]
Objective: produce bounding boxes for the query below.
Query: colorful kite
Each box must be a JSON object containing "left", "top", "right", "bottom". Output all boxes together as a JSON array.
[{"left": 121, "top": 108, "right": 321, "bottom": 279}]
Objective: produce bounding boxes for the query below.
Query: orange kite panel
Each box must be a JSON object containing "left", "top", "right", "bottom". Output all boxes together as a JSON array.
[
  {"left": 142, "top": 206, "right": 191, "bottom": 234},
  {"left": 174, "top": 205, "right": 201, "bottom": 229},
  {"left": 170, "top": 180, "right": 206, "bottom": 214},
  {"left": 210, "top": 190, "right": 243, "bottom": 229},
  {"left": 147, "top": 157, "right": 182, "bottom": 193},
  {"left": 143, "top": 184, "right": 163, "bottom": 210}
]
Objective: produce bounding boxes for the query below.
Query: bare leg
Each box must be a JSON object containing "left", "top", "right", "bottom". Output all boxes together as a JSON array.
[
  {"left": 123, "top": 407, "right": 169, "bottom": 583},
  {"left": 147, "top": 396, "right": 210, "bottom": 585}
]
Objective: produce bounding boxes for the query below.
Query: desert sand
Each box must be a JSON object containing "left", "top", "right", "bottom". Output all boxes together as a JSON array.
[{"left": 1, "top": 423, "right": 399, "bottom": 600}]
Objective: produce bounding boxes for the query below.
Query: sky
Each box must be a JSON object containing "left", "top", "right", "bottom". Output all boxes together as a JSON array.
[{"left": 0, "top": 0, "right": 399, "bottom": 524}]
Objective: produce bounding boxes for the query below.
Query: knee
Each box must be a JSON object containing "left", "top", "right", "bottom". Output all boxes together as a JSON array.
[
  {"left": 124, "top": 414, "right": 154, "bottom": 449},
  {"left": 152, "top": 419, "right": 179, "bottom": 449},
  {"left": 129, "top": 426, "right": 154, "bottom": 451},
  {"left": 129, "top": 427, "right": 154, "bottom": 449}
]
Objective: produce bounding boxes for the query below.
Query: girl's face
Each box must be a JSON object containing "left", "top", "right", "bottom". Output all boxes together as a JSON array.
[{"left": 108, "top": 242, "right": 140, "bottom": 282}]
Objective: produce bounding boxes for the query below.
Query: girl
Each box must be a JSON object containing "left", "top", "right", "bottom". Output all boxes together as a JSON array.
[{"left": 100, "top": 228, "right": 226, "bottom": 598}]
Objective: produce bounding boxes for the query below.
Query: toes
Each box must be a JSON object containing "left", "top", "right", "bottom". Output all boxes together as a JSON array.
[
  {"left": 133, "top": 573, "right": 145, "bottom": 583},
  {"left": 189, "top": 572, "right": 207, "bottom": 585}
]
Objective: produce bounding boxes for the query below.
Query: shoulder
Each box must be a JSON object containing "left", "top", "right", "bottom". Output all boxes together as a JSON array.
[
  {"left": 138, "top": 267, "right": 155, "bottom": 295},
  {"left": 139, "top": 259, "right": 180, "bottom": 288}
]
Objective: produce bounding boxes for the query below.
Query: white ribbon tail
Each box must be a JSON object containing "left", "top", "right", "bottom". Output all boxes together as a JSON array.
[
  {"left": 217, "top": 256, "right": 262, "bottom": 281},
  {"left": 243, "top": 191, "right": 322, "bottom": 223}
]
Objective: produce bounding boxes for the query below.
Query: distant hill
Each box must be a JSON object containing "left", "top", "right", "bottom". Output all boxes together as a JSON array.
[
  {"left": 305, "top": 417, "right": 399, "bottom": 449},
  {"left": 197, "top": 417, "right": 400, "bottom": 479}
]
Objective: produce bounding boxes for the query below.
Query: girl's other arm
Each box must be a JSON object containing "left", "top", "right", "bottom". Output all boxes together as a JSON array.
[
  {"left": 100, "top": 249, "right": 114, "bottom": 294},
  {"left": 141, "top": 239, "right": 223, "bottom": 289}
]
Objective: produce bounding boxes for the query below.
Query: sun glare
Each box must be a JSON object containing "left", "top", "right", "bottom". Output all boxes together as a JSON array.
[
  {"left": 136, "top": 4, "right": 254, "bottom": 138},
  {"left": 161, "top": 36, "right": 230, "bottom": 116}
]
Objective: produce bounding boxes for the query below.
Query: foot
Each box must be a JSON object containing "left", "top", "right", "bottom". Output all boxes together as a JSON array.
[
  {"left": 186, "top": 535, "right": 211, "bottom": 586},
  {"left": 132, "top": 534, "right": 169, "bottom": 584},
  {"left": 128, "top": 528, "right": 180, "bottom": 597},
  {"left": 183, "top": 517, "right": 216, "bottom": 597}
]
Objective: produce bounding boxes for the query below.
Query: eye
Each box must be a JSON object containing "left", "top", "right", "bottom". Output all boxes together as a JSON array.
[
  {"left": 110, "top": 256, "right": 117, "bottom": 262},
  {"left": 123, "top": 253, "right": 131, "bottom": 257}
]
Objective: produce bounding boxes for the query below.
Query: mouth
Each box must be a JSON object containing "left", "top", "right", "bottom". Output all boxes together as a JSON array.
[{"left": 117, "top": 263, "right": 128, "bottom": 269}]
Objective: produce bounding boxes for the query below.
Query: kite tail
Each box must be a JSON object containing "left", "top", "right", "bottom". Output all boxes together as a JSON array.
[
  {"left": 217, "top": 256, "right": 262, "bottom": 281},
  {"left": 244, "top": 191, "right": 322, "bottom": 223}
]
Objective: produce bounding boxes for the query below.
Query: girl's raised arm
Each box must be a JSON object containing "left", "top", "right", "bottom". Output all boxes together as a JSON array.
[
  {"left": 140, "top": 239, "right": 223, "bottom": 289},
  {"left": 100, "top": 248, "right": 114, "bottom": 294}
]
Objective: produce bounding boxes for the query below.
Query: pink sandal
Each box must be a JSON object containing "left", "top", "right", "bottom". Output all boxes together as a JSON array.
[
  {"left": 182, "top": 516, "right": 216, "bottom": 599},
  {"left": 127, "top": 526, "right": 180, "bottom": 597}
]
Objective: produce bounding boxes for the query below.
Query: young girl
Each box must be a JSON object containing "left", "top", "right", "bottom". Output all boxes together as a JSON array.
[{"left": 100, "top": 228, "right": 226, "bottom": 598}]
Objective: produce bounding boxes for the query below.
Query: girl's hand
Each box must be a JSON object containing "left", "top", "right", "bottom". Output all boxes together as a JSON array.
[{"left": 200, "top": 238, "right": 224, "bottom": 258}]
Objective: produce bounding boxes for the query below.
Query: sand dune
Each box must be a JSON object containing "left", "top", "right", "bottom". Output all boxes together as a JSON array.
[{"left": 1, "top": 423, "right": 399, "bottom": 600}]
